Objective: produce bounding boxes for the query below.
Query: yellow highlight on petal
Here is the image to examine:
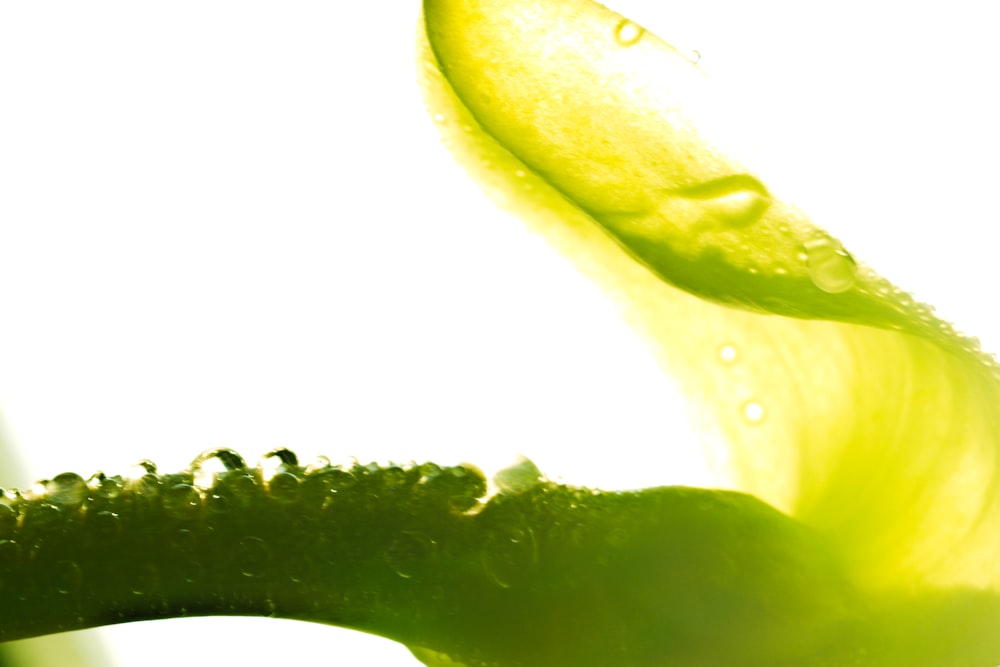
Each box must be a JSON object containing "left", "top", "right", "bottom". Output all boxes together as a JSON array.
[{"left": 422, "top": 0, "right": 1000, "bottom": 612}]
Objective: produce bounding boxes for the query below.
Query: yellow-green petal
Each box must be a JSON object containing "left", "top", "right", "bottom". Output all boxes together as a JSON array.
[{"left": 421, "top": 0, "right": 1000, "bottom": 652}]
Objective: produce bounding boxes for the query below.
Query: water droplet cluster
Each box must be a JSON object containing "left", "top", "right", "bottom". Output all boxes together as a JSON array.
[
  {"left": 0, "top": 438, "right": 796, "bottom": 667},
  {"left": 851, "top": 258, "right": 1000, "bottom": 376},
  {"left": 0, "top": 448, "right": 491, "bottom": 641}
]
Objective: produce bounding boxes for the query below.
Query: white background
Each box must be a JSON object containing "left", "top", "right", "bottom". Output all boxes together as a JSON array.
[{"left": 1, "top": 1, "right": 998, "bottom": 665}]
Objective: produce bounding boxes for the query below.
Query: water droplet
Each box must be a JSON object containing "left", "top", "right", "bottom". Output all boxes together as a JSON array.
[
  {"left": 483, "top": 523, "right": 538, "bottom": 589},
  {"left": 0, "top": 540, "right": 20, "bottom": 567},
  {"left": 94, "top": 475, "right": 124, "bottom": 501},
  {"left": 386, "top": 531, "right": 436, "bottom": 579},
  {"left": 806, "top": 241, "right": 857, "bottom": 293},
  {"left": 374, "top": 464, "right": 412, "bottom": 497},
  {"left": 23, "top": 502, "right": 62, "bottom": 532},
  {"left": 172, "top": 527, "right": 197, "bottom": 553},
  {"left": 686, "top": 49, "right": 702, "bottom": 64},
  {"left": 613, "top": 19, "right": 644, "bottom": 46},
  {"left": 417, "top": 462, "right": 443, "bottom": 485},
  {"left": 54, "top": 560, "right": 82, "bottom": 594},
  {"left": 418, "top": 464, "right": 487, "bottom": 513},
  {"left": 306, "top": 456, "right": 333, "bottom": 473},
  {"left": 302, "top": 467, "right": 356, "bottom": 506},
  {"left": 0, "top": 503, "right": 17, "bottom": 539},
  {"left": 191, "top": 448, "right": 247, "bottom": 490},
  {"left": 675, "top": 174, "right": 771, "bottom": 229},
  {"left": 128, "top": 472, "right": 161, "bottom": 498},
  {"left": 89, "top": 510, "right": 121, "bottom": 541},
  {"left": 127, "top": 460, "right": 157, "bottom": 479},
  {"left": 208, "top": 472, "right": 258, "bottom": 513},
  {"left": 238, "top": 536, "right": 271, "bottom": 578},
  {"left": 163, "top": 484, "right": 202, "bottom": 519},
  {"left": 493, "top": 456, "right": 542, "bottom": 495},
  {"left": 179, "top": 560, "right": 204, "bottom": 585},
  {"left": 743, "top": 401, "right": 765, "bottom": 423},
  {"left": 0, "top": 540, "right": 22, "bottom": 591},
  {"left": 45, "top": 473, "right": 88, "bottom": 509},
  {"left": 131, "top": 562, "right": 159, "bottom": 596},
  {"left": 260, "top": 447, "right": 299, "bottom": 470},
  {"left": 718, "top": 344, "right": 738, "bottom": 363},
  {"left": 283, "top": 551, "right": 317, "bottom": 585},
  {"left": 267, "top": 472, "right": 300, "bottom": 503}
]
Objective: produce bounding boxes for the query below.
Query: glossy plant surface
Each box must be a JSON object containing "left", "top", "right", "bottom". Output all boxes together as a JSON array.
[
  {"left": 419, "top": 0, "right": 1000, "bottom": 664},
  {"left": 0, "top": 448, "right": 854, "bottom": 666},
  {"left": 3, "top": 0, "right": 1000, "bottom": 666}
]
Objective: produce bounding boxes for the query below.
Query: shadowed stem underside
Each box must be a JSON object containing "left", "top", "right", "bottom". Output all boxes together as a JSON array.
[{"left": 0, "top": 447, "right": 866, "bottom": 666}]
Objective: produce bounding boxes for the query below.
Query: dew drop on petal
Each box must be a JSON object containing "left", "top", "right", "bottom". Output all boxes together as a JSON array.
[
  {"left": 676, "top": 174, "right": 771, "bottom": 229},
  {"left": 613, "top": 19, "right": 644, "bottom": 46},
  {"left": 806, "top": 241, "right": 857, "bottom": 293},
  {"left": 743, "top": 401, "right": 765, "bottom": 423}
]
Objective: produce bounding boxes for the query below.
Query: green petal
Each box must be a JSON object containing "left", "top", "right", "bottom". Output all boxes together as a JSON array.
[{"left": 421, "top": 0, "right": 1000, "bottom": 646}]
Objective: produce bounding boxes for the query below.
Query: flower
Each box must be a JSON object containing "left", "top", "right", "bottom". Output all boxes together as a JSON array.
[{"left": 419, "top": 0, "right": 1000, "bottom": 664}]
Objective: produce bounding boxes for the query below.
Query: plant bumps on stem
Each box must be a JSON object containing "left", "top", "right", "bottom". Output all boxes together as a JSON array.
[{"left": 0, "top": 449, "right": 854, "bottom": 667}]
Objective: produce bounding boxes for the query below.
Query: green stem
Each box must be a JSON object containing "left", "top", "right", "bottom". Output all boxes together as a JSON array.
[
  {"left": 0, "top": 448, "right": 484, "bottom": 643},
  {"left": 0, "top": 448, "right": 861, "bottom": 666}
]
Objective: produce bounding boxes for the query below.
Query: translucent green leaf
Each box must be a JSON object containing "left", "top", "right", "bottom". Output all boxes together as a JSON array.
[{"left": 420, "top": 0, "right": 1000, "bottom": 664}]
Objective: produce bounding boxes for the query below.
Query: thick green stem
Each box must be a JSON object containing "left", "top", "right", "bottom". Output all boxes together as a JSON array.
[
  {"left": 0, "top": 448, "right": 862, "bottom": 666},
  {"left": 0, "top": 448, "right": 486, "bottom": 643}
]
